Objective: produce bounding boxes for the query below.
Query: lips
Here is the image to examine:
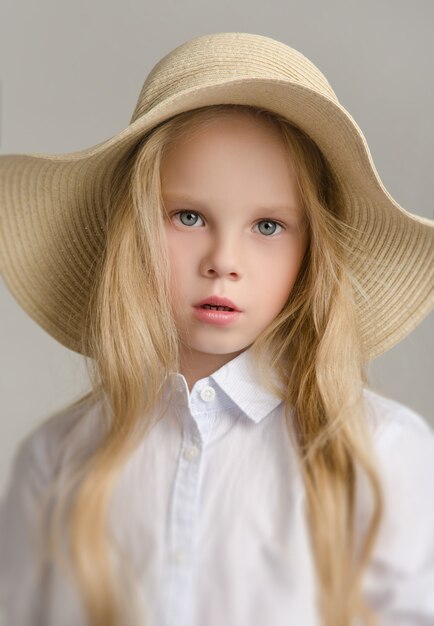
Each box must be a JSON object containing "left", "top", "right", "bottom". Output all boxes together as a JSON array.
[{"left": 194, "top": 295, "right": 241, "bottom": 311}]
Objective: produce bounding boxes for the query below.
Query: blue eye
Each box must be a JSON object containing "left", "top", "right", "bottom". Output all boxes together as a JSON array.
[
  {"left": 175, "top": 211, "right": 204, "bottom": 227},
  {"left": 174, "top": 210, "right": 283, "bottom": 237},
  {"left": 256, "top": 220, "right": 283, "bottom": 236}
]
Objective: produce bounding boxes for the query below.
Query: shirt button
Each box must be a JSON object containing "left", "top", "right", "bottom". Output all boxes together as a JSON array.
[
  {"left": 184, "top": 445, "right": 199, "bottom": 461},
  {"left": 172, "top": 548, "right": 187, "bottom": 564},
  {"left": 200, "top": 385, "right": 216, "bottom": 402}
]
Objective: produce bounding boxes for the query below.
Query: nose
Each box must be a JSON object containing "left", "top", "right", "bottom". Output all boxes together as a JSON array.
[{"left": 199, "top": 231, "right": 241, "bottom": 280}]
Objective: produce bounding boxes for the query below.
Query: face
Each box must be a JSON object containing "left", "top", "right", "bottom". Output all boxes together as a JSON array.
[{"left": 160, "top": 112, "right": 309, "bottom": 387}]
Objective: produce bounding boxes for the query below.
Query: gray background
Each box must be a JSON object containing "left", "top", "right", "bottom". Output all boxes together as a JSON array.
[{"left": 0, "top": 0, "right": 433, "bottom": 495}]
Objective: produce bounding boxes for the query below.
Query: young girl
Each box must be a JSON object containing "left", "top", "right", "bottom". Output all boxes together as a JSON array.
[{"left": 0, "top": 32, "right": 433, "bottom": 626}]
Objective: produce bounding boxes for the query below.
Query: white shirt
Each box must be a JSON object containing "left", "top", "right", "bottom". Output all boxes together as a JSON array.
[{"left": 1, "top": 346, "right": 434, "bottom": 626}]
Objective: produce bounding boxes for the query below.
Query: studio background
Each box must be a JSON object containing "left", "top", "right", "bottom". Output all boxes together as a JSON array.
[{"left": 1, "top": 0, "right": 433, "bottom": 495}]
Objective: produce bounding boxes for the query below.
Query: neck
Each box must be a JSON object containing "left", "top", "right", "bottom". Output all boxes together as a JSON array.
[{"left": 179, "top": 346, "right": 247, "bottom": 392}]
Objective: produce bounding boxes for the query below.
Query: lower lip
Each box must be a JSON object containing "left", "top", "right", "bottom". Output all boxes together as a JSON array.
[{"left": 193, "top": 306, "right": 242, "bottom": 326}]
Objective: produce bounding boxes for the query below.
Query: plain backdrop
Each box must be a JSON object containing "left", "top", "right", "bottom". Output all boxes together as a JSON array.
[{"left": 0, "top": 0, "right": 433, "bottom": 495}]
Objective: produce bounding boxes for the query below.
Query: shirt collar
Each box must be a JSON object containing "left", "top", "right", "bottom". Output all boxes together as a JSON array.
[{"left": 165, "top": 345, "right": 284, "bottom": 424}]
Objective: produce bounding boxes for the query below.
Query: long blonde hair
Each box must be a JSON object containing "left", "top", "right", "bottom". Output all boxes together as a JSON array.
[{"left": 45, "top": 103, "right": 384, "bottom": 626}]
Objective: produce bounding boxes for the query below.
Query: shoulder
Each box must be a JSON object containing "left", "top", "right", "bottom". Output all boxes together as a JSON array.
[
  {"left": 362, "top": 386, "right": 433, "bottom": 445},
  {"left": 4, "top": 394, "right": 104, "bottom": 492},
  {"left": 0, "top": 395, "right": 104, "bottom": 623},
  {"left": 361, "top": 387, "right": 434, "bottom": 512},
  {"left": 361, "top": 387, "right": 434, "bottom": 529},
  {"left": 360, "top": 389, "right": 434, "bottom": 584}
]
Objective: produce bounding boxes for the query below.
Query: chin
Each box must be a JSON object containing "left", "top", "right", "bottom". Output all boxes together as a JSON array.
[{"left": 187, "top": 340, "right": 250, "bottom": 356}]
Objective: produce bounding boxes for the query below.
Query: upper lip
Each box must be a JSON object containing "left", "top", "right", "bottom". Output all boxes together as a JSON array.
[{"left": 194, "top": 296, "right": 241, "bottom": 311}]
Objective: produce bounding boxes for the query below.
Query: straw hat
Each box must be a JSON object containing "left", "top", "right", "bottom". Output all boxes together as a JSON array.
[{"left": 0, "top": 32, "right": 433, "bottom": 360}]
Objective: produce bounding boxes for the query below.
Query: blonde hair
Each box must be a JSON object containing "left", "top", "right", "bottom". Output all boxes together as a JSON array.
[{"left": 45, "top": 104, "right": 384, "bottom": 626}]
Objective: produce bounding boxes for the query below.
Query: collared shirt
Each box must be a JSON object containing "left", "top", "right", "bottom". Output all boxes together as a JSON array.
[{"left": 1, "top": 346, "right": 434, "bottom": 626}]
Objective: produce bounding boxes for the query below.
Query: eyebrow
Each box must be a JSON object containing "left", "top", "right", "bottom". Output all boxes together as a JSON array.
[{"left": 162, "top": 192, "right": 302, "bottom": 217}]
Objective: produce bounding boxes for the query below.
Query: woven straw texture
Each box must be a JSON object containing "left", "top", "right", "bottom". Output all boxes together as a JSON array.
[{"left": 0, "top": 32, "right": 433, "bottom": 359}]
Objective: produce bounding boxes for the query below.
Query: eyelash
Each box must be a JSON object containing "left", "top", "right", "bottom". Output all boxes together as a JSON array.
[{"left": 171, "top": 210, "right": 285, "bottom": 237}]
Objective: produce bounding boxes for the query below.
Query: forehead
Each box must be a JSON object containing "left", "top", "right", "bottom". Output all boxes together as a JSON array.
[
  {"left": 160, "top": 115, "right": 302, "bottom": 211},
  {"left": 162, "top": 111, "right": 288, "bottom": 158}
]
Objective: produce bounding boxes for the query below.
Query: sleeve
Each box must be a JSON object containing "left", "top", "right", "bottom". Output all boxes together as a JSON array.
[
  {"left": 362, "top": 409, "right": 434, "bottom": 626},
  {"left": 0, "top": 429, "right": 54, "bottom": 626}
]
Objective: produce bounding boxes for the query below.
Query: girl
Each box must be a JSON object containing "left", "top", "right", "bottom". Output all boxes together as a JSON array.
[{"left": 0, "top": 32, "right": 433, "bottom": 626}]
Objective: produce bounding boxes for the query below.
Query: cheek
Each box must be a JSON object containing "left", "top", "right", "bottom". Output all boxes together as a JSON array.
[
  {"left": 257, "top": 270, "right": 294, "bottom": 310},
  {"left": 166, "top": 230, "right": 197, "bottom": 263},
  {"left": 254, "top": 248, "right": 304, "bottom": 310},
  {"left": 165, "top": 234, "right": 196, "bottom": 299}
]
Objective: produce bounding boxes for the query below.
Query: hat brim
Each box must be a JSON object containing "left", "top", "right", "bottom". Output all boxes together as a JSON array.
[{"left": 1, "top": 78, "right": 433, "bottom": 359}]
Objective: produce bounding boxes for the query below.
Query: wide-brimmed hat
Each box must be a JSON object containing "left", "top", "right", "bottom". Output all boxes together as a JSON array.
[{"left": 0, "top": 32, "right": 433, "bottom": 360}]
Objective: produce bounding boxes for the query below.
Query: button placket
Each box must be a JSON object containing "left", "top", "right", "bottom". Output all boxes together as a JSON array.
[
  {"left": 192, "top": 383, "right": 219, "bottom": 445},
  {"left": 160, "top": 411, "right": 203, "bottom": 626}
]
